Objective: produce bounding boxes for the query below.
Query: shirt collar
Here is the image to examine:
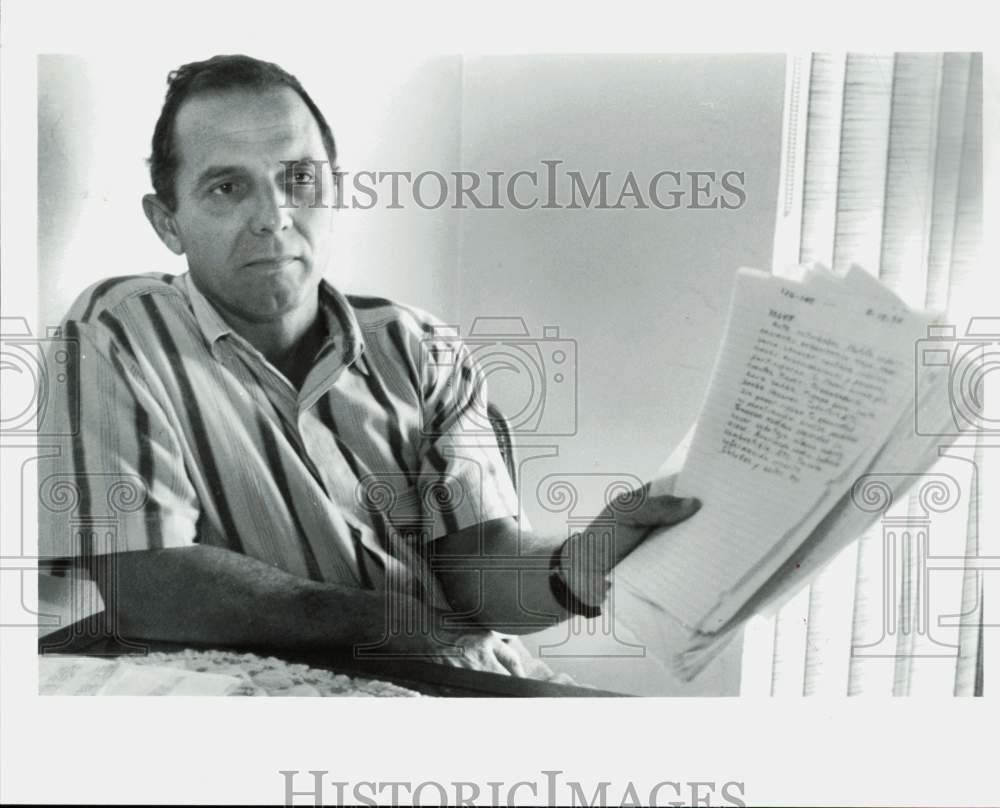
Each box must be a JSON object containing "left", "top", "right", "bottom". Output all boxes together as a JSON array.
[
  {"left": 317, "top": 278, "right": 371, "bottom": 377},
  {"left": 180, "top": 272, "right": 370, "bottom": 377},
  {"left": 181, "top": 272, "right": 231, "bottom": 347}
]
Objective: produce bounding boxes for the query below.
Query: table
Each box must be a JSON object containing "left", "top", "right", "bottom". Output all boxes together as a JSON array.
[{"left": 38, "top": 615, "right": 625, "bottom": 697}]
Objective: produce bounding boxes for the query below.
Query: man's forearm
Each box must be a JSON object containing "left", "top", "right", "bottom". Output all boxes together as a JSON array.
[
  {"left": 434, "top": 525, "right": 567, "bottom": 635},
  {"left": 432, "top": 485, "right": 701, "bottom": 634},
  {"left": 86, "top": 544, "right": 416, "bottom": 651}
]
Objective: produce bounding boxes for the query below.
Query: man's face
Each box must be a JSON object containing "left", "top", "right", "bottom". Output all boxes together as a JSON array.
[{"left": 163, "top": 87, "right": 335, "bottom": 324}]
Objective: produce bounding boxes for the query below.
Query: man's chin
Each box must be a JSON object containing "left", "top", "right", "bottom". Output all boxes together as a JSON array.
[
  {"left": 196, "top": 267, "right": 319, "bottom": 324},
  {"left": 237, "top": 299, "right": 311, "bottom": 323},
  {"left": 242, "top": 285, "right": 319, "bottom": 323}
]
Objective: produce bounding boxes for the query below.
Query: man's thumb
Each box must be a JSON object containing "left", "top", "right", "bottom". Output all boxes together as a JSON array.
[{"left": 643, "top": 494, "right": 702, "bottom": 526}]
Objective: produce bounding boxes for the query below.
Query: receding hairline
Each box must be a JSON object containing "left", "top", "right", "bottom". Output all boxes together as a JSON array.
[
  {"left": 168, "top": 86, "right": 331, "bottom": 185},
  {"left": 172, "top": 85, "right": 317, "bottom": 134}
]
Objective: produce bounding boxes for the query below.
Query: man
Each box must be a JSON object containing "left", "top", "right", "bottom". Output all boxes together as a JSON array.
[{"left": 39, "top": 54, "right": 700, "bottom": 677}]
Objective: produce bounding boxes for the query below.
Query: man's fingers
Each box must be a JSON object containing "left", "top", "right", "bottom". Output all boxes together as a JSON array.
[
  {"left": 437, "top": 648, "right": 509, "bottom": 675},
  {"left": 607, "top": 481, "right": 652, "bottom": 517},
  {"left": 493, "top": 638, "right": 527, "bottom": 677},
  {"left": 438, "top": 632, "right": 526, "bottom": 676},
  {"left": 607, "top": 482, "right": 701, "bottom": 526},
  {"left": 472, "top": 652, "right": 512, "bottom": 675},
  {"left": 625, "top": 493, "right": 701, "bottom": 527}
]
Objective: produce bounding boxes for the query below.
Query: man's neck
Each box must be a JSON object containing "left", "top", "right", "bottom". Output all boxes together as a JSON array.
[
  {"left": 270, "top": 315, "right": 327, "bottom": 391},
  {"left": 218, "top": 293, "right": 325, "bottom": 390}
]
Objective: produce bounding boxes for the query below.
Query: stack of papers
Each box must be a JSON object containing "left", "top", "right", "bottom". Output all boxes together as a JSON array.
[{"left": 615, "top": 264, "right": 958, "bottom": 679}]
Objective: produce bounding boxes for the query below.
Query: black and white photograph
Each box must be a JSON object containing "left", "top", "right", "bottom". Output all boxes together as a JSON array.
[{"left": 1, "top": 1, "right": 997, "bottom": 805}]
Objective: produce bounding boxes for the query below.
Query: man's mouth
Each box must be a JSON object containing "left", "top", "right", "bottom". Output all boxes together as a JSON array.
[{"left": 244, "top": 256, "right": 299, "bottom": 269}]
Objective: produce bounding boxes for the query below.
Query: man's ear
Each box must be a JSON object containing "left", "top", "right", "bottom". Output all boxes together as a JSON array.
[{"left": 142, "top": 194, "right": 185, "bottom": 255}]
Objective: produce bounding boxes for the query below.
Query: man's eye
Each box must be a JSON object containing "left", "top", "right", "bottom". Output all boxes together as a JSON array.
[
  {"left": 210, "top": 182, "right": 238, "bottom": 195},
  {"left": 293, "top": 171, "right": 315, "bottom": 184}
]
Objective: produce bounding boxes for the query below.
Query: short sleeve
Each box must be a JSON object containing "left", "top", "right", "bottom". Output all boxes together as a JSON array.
[
  {"left": 37, "top": 319, "right": 200, "bottom": 559},
  {"left": 415, "top": 328, "right": 520, "bottom": 540}
]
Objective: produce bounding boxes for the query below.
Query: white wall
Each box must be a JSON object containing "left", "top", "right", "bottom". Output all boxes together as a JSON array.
[
  {"left": 37, "top": 52, "right": 786, "bottom": 695},
  {"left": 456, "top": 54, "right": 784, "bottom": 525},
  {"left": 453, "top": 54, "right": 785, "bottom": 694}
]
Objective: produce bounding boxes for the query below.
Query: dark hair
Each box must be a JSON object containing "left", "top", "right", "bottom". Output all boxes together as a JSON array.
[{"left": 148, "top": 54, "right": 337, "bottom": 210}]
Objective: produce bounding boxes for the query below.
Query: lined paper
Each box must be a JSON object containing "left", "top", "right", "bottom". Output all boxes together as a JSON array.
[{"left": 616, "top": 267, "right": 934, "bottom": 636}]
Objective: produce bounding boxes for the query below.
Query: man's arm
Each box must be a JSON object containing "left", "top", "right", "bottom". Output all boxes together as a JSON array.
[
  {"left": 85, "top": 544, "right": 406, "bottom": 651},
  {"left": 411, "top": 313, "right": 702, "bottom": 636},
  {"left": 82, "top": 544, "right": 530, "bottom": 674},
  {"left": 431, "top": 484, "right": 701, "bottom": 634}
]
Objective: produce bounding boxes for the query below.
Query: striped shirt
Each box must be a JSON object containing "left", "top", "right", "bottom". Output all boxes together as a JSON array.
[{"left": 38, "top": 272, "right": 518, "bottom": 606}]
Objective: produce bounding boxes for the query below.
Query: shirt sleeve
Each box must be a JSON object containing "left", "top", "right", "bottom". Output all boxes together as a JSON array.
[
  {"left": 37, "top": 318, "right": 200, "bottom": 559},
  {"left": 414, "top": 323, "right": 521, "bottom": 541}
]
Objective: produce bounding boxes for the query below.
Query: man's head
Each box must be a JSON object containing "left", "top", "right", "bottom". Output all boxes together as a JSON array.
[
  {"left": 149, "top": 55, "right": 337, "bottom": 211},
  {"left": 142, "top": 55, "right": 339, "bottom": 327}
]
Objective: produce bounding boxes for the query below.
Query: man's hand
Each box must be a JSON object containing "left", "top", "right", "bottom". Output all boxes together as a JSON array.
[
  {"left": 383, "top": 628, "right": 584, "bottom": 682},
  {"left": 430, "top": 475, "right": 702, "bottom": 636},
  {"left": 431, "top": 630, "right": 528, "bottom": 676},
  {"left": 562, "top": 476, "right": 702, "bottom": 606},
  {"left": 382, "top": 624, "right": 529, "bottom": 676},
  {"left": 603, "top": 474, "right": 701, "bottom": 561}
]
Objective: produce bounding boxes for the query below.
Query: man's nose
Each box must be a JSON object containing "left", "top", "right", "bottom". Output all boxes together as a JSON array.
[{"left": 249, "top": 183, "right": 293, "bottom": 235}]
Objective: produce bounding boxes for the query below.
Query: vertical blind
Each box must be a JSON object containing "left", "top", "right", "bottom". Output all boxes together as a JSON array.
[{"left": 741, "top": 53, "right": 987, "bottom": 696}]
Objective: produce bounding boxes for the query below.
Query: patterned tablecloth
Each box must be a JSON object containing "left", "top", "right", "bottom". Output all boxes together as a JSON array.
[
  {"left": 128, "top": 649, "right": 426, "bottom": 696},
  {"left": 40, "top": 649, "right": 425, "bottom": 697}
]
